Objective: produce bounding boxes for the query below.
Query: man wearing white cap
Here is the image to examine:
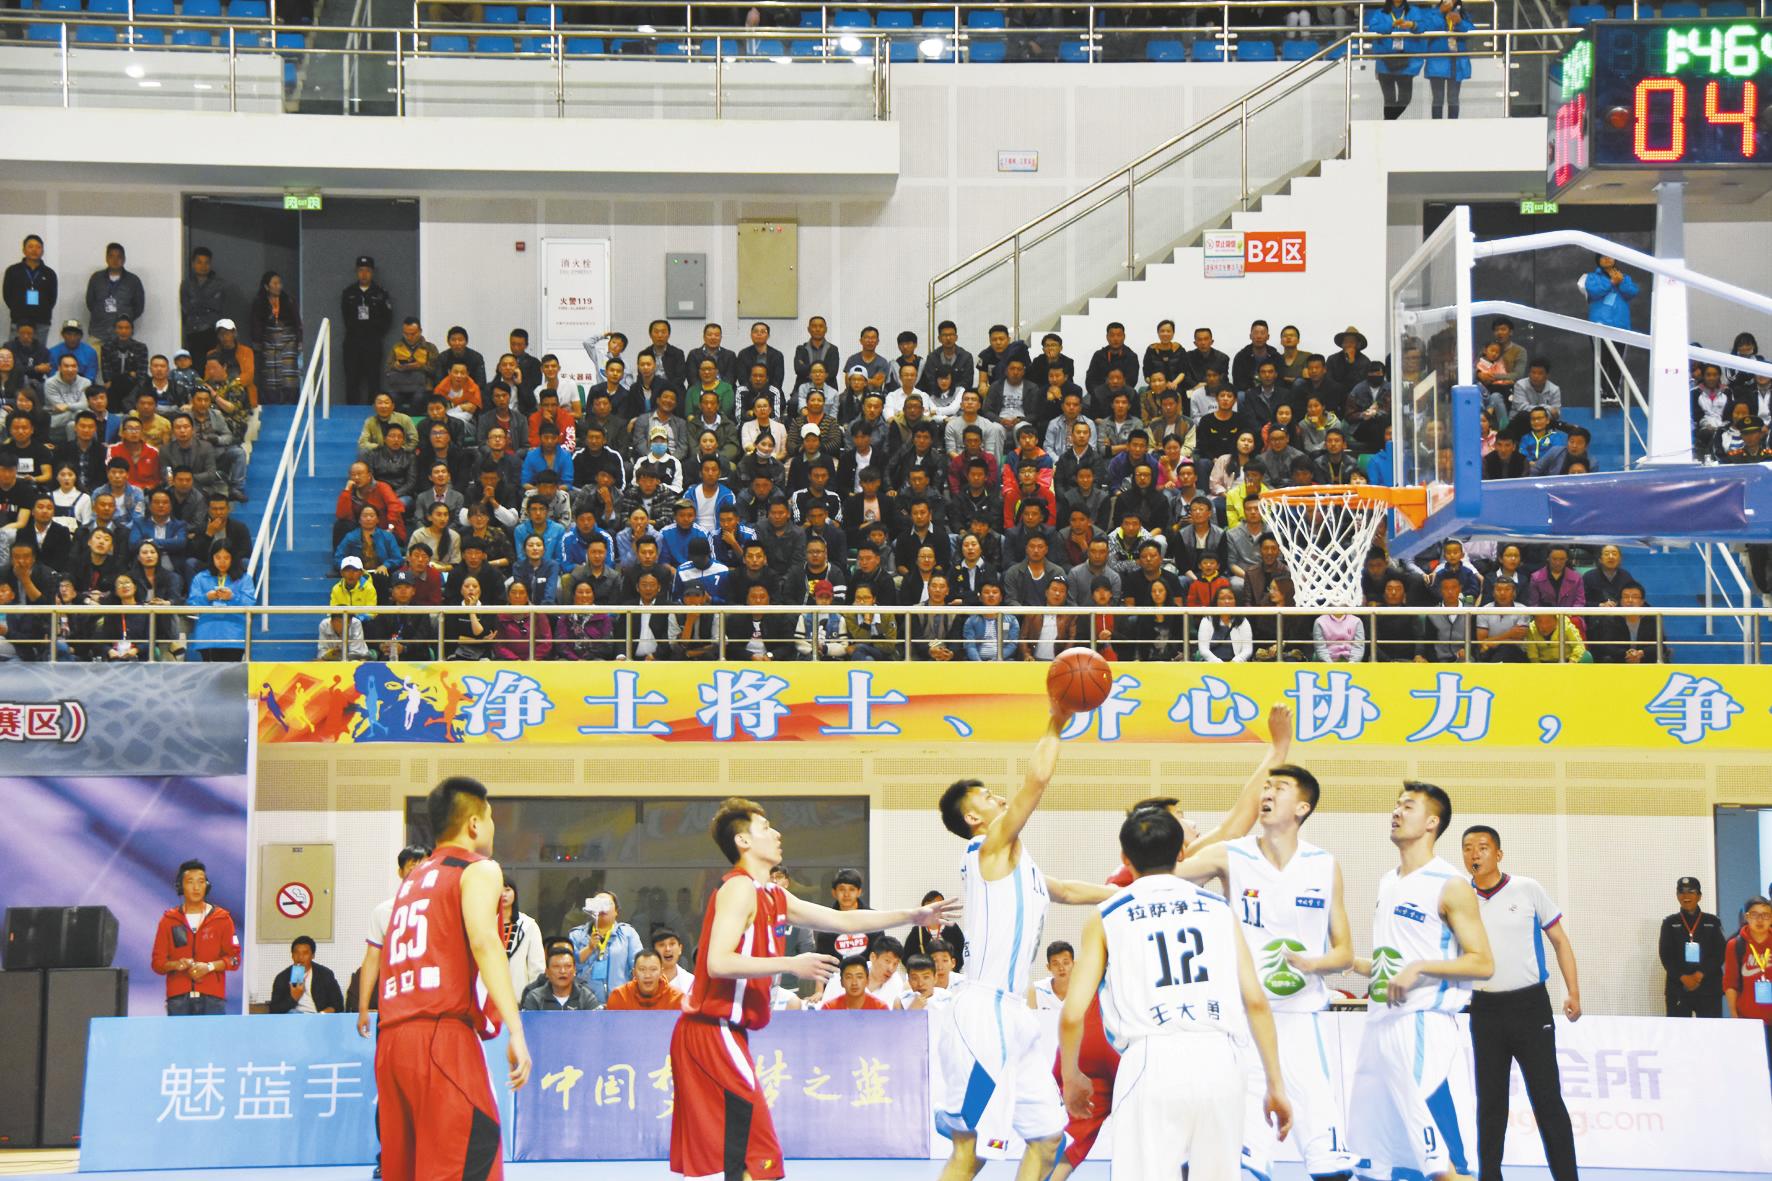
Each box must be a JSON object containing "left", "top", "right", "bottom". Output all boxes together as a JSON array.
[
  {"left": 330, "top": 555, "right": 378, "bottom": 613},
  {"left": 207, "top": 319, "right": 256, "bottom": 407}
]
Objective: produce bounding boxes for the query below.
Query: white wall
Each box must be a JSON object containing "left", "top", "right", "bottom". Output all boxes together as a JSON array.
[{"left": 0, "top": 188, "right": 183, "bottom": 345}]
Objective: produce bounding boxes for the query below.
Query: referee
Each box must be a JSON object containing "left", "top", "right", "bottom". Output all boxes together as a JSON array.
[{"left": 1462, "top": 825, "right": 1580, "bottom": 1181}]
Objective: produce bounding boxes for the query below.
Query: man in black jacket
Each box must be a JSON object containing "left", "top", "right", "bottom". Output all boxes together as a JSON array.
[
  {"left": 1660, "top": 876, "right": 1727, "bottom": 1017},
  {"left": 339, "top": 256, "right": 393, "bottom": 406},
  {"left": 268, "top": 936, "right": 344, "bottom": 1014}
]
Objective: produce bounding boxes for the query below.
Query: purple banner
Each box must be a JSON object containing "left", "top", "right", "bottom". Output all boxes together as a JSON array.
[{"left": 510, "top": 1010, "right": 929, "bottom": 1161}]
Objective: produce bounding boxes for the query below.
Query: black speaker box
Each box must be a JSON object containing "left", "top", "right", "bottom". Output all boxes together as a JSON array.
[
  {"left": 40, "top": 968, "right": 127, "bottom": 1147},
  {"left": 0, "top": 969, "right": 45, "bottom": 1147},
  {"left": 3, "top": 907, "right": 119, "bottom": 971}
]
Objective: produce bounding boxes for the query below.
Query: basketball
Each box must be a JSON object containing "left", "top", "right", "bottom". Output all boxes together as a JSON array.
[{"left": 1047, "top": 647, "right": 1112, "bottom": 713}]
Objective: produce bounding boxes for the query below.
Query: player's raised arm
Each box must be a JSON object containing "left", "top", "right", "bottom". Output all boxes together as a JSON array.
[
  {"left": 1233, "top": 922, "right": 1293, "bottom": 1141},
  {"left": 709, "top": 876, "right": 839, "bottom": 984},
  {"left": 461, "top": 859, "right": 532, "bottom": 1090},
  {"left": 1171, "top": 842, "right": 1231, "bottom": 891},
  {"left": 1286, "top": 859, "right": 1354, "bottom": 976},
  {"left": 1045, "top": 875, "right": 1116, "bottom": 906},
  {"left": 982, "top": 705, "right": 1071, "bottom": 859},
  {"left": 1386, "top": 878, "right": 1495, "bottom": 1005},
  {"left": 1187, "top": 703, "right": 1292, "bottom": 853},
  {"left": 785, "top": 890, "right": 962, "bottom": 935},
  {"left": 1058, "top": 910, "right": 1109, "bottom": 1120}
]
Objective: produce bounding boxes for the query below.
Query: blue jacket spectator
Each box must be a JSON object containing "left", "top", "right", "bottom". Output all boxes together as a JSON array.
[
  {"left": 520, "top": 443, "right": 574, "bottom": 488},
  {"left": 559, "top": 522, "right": 617, "bottom": 569},
  {"left": 1367, "top": 1, "right": 1428, "bottom": 74},
  {"left": 48, "top": 331, "right": 99, "bottom": 383},
  {"left": 963, "top": 596, "right": 1022, "bottom": 660},
  {"left": 130, "top": 509, "right": 188, "bottom": 564},
  {"left": 185, "top": 545, "right": 255, "bottom": 658},
  {"left": 657, "top": 521, "right": 709, "bottom": 568},
  {"left": 568, "top": 898, "right": 643, "bottom": 1007},
  {"left": 514, "top": 514, "right": 566, "bottom": 563},
  {"left": 333, "top": 524, "right": 403, "bottom": 573},
  {"left": 1420, "top": 2, "right": 1472, "bottom": 81},
  {"left": 1584, "top": 258, "right": 1640, "bottom": 330},
  {"left": 509, "top": 554, "right": 561, "bottom": 604}
]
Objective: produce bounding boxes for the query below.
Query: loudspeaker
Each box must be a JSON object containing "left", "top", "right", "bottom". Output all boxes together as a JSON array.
[
  {"left": 39, "top": 968, "right": 127, "bottom": 1147},
  {"left": 3, "top": 907, "right": 119, "bottom": 971},
  {"left": 0, "top": 970, "right": 45, "bottom": 1147}
]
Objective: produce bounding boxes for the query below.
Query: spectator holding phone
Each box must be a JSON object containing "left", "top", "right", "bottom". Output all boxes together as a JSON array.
[
  {"left": 568, "top": 890, "right": 643, "bottom": 1007},
  {"left": 269, "top": 935, "right": 343, "bottom": 1014}
]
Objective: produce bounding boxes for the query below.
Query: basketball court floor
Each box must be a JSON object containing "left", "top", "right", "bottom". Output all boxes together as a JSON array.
[{"left": 4, "top": 1159, "right": 1771, "bottom": 1180}]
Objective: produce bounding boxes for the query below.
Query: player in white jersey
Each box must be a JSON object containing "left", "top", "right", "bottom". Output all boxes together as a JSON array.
[
  {"left": 1349, "top": 783, "right": 1493, "bottom": 1181},
  {"left": 934, "top": 706, "right": 1115, "bottom": 1181},
  {"left": 1062, "top": 808, "right": 1292, "bottom": 1181},
  {"left": 1175, "top": 763, "right": 1355, "bottom": 1181}
]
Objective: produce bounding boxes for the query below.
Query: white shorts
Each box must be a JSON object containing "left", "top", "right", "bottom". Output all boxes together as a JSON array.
[
  {"left": 1112, "top": 1031, "right": 1243, "bottom": 1181},
  {"left": 1348, "top": 1011, "right": 1469, "bottom": 1180},
  {"left": 931, "top": 983, "right": 1066, "bottom": 1143},
  {"left": 1240, "top": 1009, "right": 1354, "bottom": 1180}
]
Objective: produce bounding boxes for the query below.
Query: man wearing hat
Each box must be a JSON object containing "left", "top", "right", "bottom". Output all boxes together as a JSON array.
[
  {"left": 1720, "top": 415, "right": 1772, "bottom": 464},
  {"left": 339, "top": 255, "right": 393, "bottom": 406},
  {"left": 367, "top": 570, "right": 438, "bottom": 660},
  {"left": 1660, "top": 876, "right": 1727, "bottom": 1017},
  {"left": 49, "top": 319, "right": 98, "bottom": 383},
  {"left": 330, "top": 555, "right": 378, "bottom": 613},
  {"left": 1326, "top": 325, "right": 1372, "bottom": 393},
  {"left": 207, "top": 319, "right": 256, "bottom": 407}
]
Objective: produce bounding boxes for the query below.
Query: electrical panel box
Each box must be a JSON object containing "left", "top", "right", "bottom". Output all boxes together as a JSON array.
[
  {"left": 665, "top": 253, "right": 707, "bottom": 319},
  {"left": 258, "top": 843, "right": 335, "bottom": 943},
  {"left": 737, "top": 220, "right": 798, "bottom": 319}
]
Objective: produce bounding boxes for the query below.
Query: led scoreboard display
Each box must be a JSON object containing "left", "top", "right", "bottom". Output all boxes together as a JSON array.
[{"left": 1550, "top": 19, "right": 1772, "bottom": 194}]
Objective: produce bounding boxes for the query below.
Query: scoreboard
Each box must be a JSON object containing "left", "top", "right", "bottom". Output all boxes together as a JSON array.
[{"left": 1550, "top": 19, "right": 1772, "bottom": 195}]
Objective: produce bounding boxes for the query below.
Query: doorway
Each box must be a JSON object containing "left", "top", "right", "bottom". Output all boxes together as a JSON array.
[{"left": 183, "top": 195, "right": 421, "bottom": 399}]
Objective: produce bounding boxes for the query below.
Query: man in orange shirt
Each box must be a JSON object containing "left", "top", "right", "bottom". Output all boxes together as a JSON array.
[
  {"left": 603, "top": 949, "right": 684, "bottom": 1011},
  {"left": 820, "top": 957, "right": 888, "bottom": 1011}
]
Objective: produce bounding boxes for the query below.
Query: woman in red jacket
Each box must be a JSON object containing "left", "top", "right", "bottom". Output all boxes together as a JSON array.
[{"left": 151, "top": 859, "right": 239, "bottom": 1015}]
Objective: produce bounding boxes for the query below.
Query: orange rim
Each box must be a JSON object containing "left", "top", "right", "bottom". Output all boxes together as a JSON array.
[{"left": 1256, "top": 483, "right": 1430, "bottom": 530}]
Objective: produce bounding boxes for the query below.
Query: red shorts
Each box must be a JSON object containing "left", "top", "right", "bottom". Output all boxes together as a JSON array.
[
  {"left": 1053, "top": 996, "right": 1121, "bottom": 1168},
  {"left": 669, "top": 1015, "right": 784, "bottom": 1181},
  {"left": 375, "top": 1017, "right": 502, "bottom": 1181}
]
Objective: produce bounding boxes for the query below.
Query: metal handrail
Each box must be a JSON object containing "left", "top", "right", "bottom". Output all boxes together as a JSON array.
[
  {"left": 246, "top": 318, "right": 330, "bottom": 618},
  {"left": 926, "top": 23, "right": 1574, "bottom": 342},
  {"left": 1593, "top": 336, "right": 1649, "bottom": 469}
]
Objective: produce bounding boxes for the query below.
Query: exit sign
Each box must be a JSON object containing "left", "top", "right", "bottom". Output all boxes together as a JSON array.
[
  {"left": 1520, "top": 199, "right": 1559, "bottom": 215},
  {"left": 283, "top": 191, "right": 322, "bottom": 211}
]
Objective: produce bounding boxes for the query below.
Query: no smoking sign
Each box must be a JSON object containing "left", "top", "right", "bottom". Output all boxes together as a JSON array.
[{"left": 276, "top": 882, "right": 313, "bottom": 919}]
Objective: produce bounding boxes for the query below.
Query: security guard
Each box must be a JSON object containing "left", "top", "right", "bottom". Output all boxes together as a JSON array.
[
  {"left": 339, "top": 254, "right": 393, "bottom": 406},
  {"left": 1464, "top": 825, "right": 1580, "bottom": 1181},
  {"left": 1660, "top": 874, "right": 1726, "bottom": 1017}
]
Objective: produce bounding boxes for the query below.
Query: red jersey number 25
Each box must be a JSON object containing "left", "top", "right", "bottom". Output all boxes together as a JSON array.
[{"left": 388, "top": 899, "right": 431, "bottom": 965}]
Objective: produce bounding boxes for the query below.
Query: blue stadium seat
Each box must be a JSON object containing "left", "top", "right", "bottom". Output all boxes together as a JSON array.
[
  {"left": 39, "top": 0, "right": 79, "bottom": 12},
  {"left": 1238, "top": 38, "right": 1276, "bottom": 60},
  {"left": 1146, "top": 37, "right": 1184, "bottom": 61},
  {"left": 832, "top": 10, "right": 871, "bottom": 26},
  {"left": 1567, "top": 3, "right": 1608, "bottom": 24},
  {"left": 132, "top": 25, "right": 167, "bottom": 42},
  {"left": 233, "top": 27, "right": 262, "bottom": 45},
  {"left": 798, "top": 10, "right": 822, "bottom": 26},
  {"left": 428, "top": 32, "right": 469, "bottom": 52},
  {"left": 228, "top": 0, "right": 268, "bottom": 18},
  {"left": 182, "top": 0, "right": 222, "bottom": 17},
  {"left": 475, "top": 33, "right": 515, "bottom": 51},
  {"left": 1058, "top": 39, "right": 1090, "bottom": 61},
  {"left": 518, "top": 34, "right": 548, "bottom": 51},
  {"left": 889, "top": 38, "right": 917, "bottom": 60},
  {"left": 1707, "top": 1, "right": 1749, "bottom": 14},
  {"left": 655, "top": 38, "right": 687, "bottom": 55},
  {"left": 171, "top": 26, "right": 213, "bottom": 43},
  {"left": 752, "top": 38, "right": 784, "bottom": 55},
  {"left": 965, "top": 9, "right": 1005, "bottom": 27},
  {"left": 274, "top": 29, "right": 305, "bottom": 48},
  {"left": 26, "top": 22, "right": 62, "bottom": 39},
  {"left": 876, "top": 10, "right": 913, "bottom": 29},
  {"left": 1324, "top": 40, "right": 1349, "bottom": 59},
  {"left": 522, "top": 5, "right": 554, "bottom": 23},
  {"left": 1280, "top": 37, "right": 1320, "bottom": 59},
  {"left": 1660, "top": 1, "right": 1700, "bottom": 15},
  {"left": 969, "top": 40, "right": 1005, "bottom": 61},
  {"left": 88, "top": 0, "right": 129, "bottom": 15},
  {"left": 482, "top": 5, "right": 518, "bottom": 22},
  {"left": 563, "top": 35, "right": 602, "bottom": 54},
  {"left": 137, "top": 0, "right": 174, "bottom": 15},
  {"left": 1190, "top": 39, "right": 1224, "bottom": 61},
  {"left": 919, "top": 9, "right": 953, "bottom": 27}
]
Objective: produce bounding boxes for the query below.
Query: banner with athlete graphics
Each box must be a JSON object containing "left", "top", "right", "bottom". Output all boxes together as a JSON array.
[{"left": 251, "top": 661, "right": 1772, "bottom": 748}]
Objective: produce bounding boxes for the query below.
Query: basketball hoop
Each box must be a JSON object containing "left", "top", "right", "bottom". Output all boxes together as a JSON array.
[{"left": 1258, "top": 484, "right": 1429, "bottom": 610}]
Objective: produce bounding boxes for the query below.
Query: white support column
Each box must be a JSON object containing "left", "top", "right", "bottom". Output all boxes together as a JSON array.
[{"left": 1644, "top": 179, "right": 1691, "bottom": 467}]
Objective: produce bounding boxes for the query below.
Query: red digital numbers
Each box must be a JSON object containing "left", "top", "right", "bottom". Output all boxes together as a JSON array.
[
  {"left": 1552, "top": 93, "right": 1589, "bottom": 188},
  {"left": 1632, "top": 77, "right": 1760, "bottom": 163}
]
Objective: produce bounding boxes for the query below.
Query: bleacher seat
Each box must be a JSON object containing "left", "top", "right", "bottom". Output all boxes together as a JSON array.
[
  {"left": 563, "top": 35, "right": 602, "bottom": 55},
  {"left": 832, "top": 10, "right": 871, "bottom": 28},
  {"left": 1281, "top": 38, "right": 1320, "bottom": 59},
  {"left": 428, "top": 33, "right": 470, "bottom": 52},
  {"left": 1146, "top": 38, "right": 1185, "bottom": 61},
  {"left": 1324, "top": 40, "right": 1349, "bottom": 59},
  {"left": 876, "top": 10, "right": 913, "bottom": 29},
  {"left": 476, "top": 33, "right": 515, "bottom": 52},
  {"left": 26, "top": 23, "right": 62, "bottom": 40},
  {"left": 518, "top": 34, "right": 549, "bottom": 51},
  {"left": 183, "top": 0, "right": 222, "bottom": 17},
  {"left": 73, "top": 24, "right": 119, "bottom": 41},
  {"left": 137, "top": 0, "right": 174, "bottom": 15},
  {"left": 39, "top": 0, "right": 79, "bottom": 11},
  {"left": 228, "top": 0, "right": 268, "bottom": 18},
  {"left": 171, "top": 26, "right": 213, "bottom": 43},
  {"left": 753, "top": 38, "right": 784, "bottom": 56},
  {"left": 522, "top": 5, "right": 554, "bottom": 23},
  {"left": 89, "top": 0, "right": 129, "bottom": 15},
  {"left": 274, "top": 30, "right": 305, "bottom": 49},
  {"left": 965, "top": 9, "right": 1006, "bottom": 27},
  {"left": 969, "top": 40, "right": 1006, "bottom": 61},
  {"left": 889, "top": 39, "right": 918, "bottom": 61},
  {"left": 1238, "top": 39, "right": 1276, "bottom": 61},
  {"left": 919, "top": 9, "right": 953, "bottom": 27},
  {"left": 1058, "top": 40, "right": 1090, "bottom": 61},
  {"left": 132, "top": 26, "right": 167, "bottom": 43},
  {"left": 1707, "top": 1, "right": 1749, "bottom": 14},
  {"left": 1191, "top": 39, "right": 1224, "bottom": 61},
  {"left": 483, "top": 5, "right": 518, "bottom": 23},
  {"left": 1659, "top": 1, "right": 1700, "bottom": 15},
  {"left": 1567, "top": 4, "right": 1608, "bottom": 25},
  {"left": 233, "top": 27, "right": 262, "bottom": 45},
  {"left": 798, "top": 10, "right": 823, "bottom": 26}
]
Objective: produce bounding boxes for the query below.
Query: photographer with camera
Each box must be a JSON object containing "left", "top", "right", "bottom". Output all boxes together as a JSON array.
[{"left": 567, "top": 890, "right": 643, "bottom": 1008}]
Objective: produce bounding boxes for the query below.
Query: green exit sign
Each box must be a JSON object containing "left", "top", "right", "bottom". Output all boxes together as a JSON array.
[
  {"left": 1520, "top": 199, "right": 1559, "bottom": 215},
  {"left": 283, "top": 191, "right": 322, "bottom": 211}
]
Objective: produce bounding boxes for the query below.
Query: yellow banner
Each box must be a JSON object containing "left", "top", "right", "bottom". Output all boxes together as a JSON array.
[{"left": 249, "top": 661, "right": 1763, "bottom": 749}]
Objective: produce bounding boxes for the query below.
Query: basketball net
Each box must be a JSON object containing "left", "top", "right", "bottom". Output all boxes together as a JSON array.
[{"left": 1260, "top": 485, "right": 1426, "bottom": 610}]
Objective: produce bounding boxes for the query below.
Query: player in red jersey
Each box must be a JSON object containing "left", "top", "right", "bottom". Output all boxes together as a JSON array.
[
  {"left": 672, "top": 796, "right": 960, "bottom": 1181},
  {"left": 375, "top": 777, "right": 532, "bottom": 1181},
  {"left": 1046, "top": 705, "right": 1288, "bottom": 1181}
]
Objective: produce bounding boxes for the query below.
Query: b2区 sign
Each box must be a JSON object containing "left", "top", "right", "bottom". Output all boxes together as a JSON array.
[{"left": 1244, "top": 231, "right": 1306, "bottom": 272}]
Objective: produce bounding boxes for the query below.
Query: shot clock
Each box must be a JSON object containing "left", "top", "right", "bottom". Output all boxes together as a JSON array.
[{"left": 1549, "top": 19, "right": 1772, "bottom": 196}]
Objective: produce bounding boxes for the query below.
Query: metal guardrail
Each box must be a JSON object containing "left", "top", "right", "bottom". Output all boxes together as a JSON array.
[
  {"left": 246, "top": 317, "right": 330, "bottom": 616},
  {"left": 5, "top": 602, "right": 1761, "bottom": 664}
]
